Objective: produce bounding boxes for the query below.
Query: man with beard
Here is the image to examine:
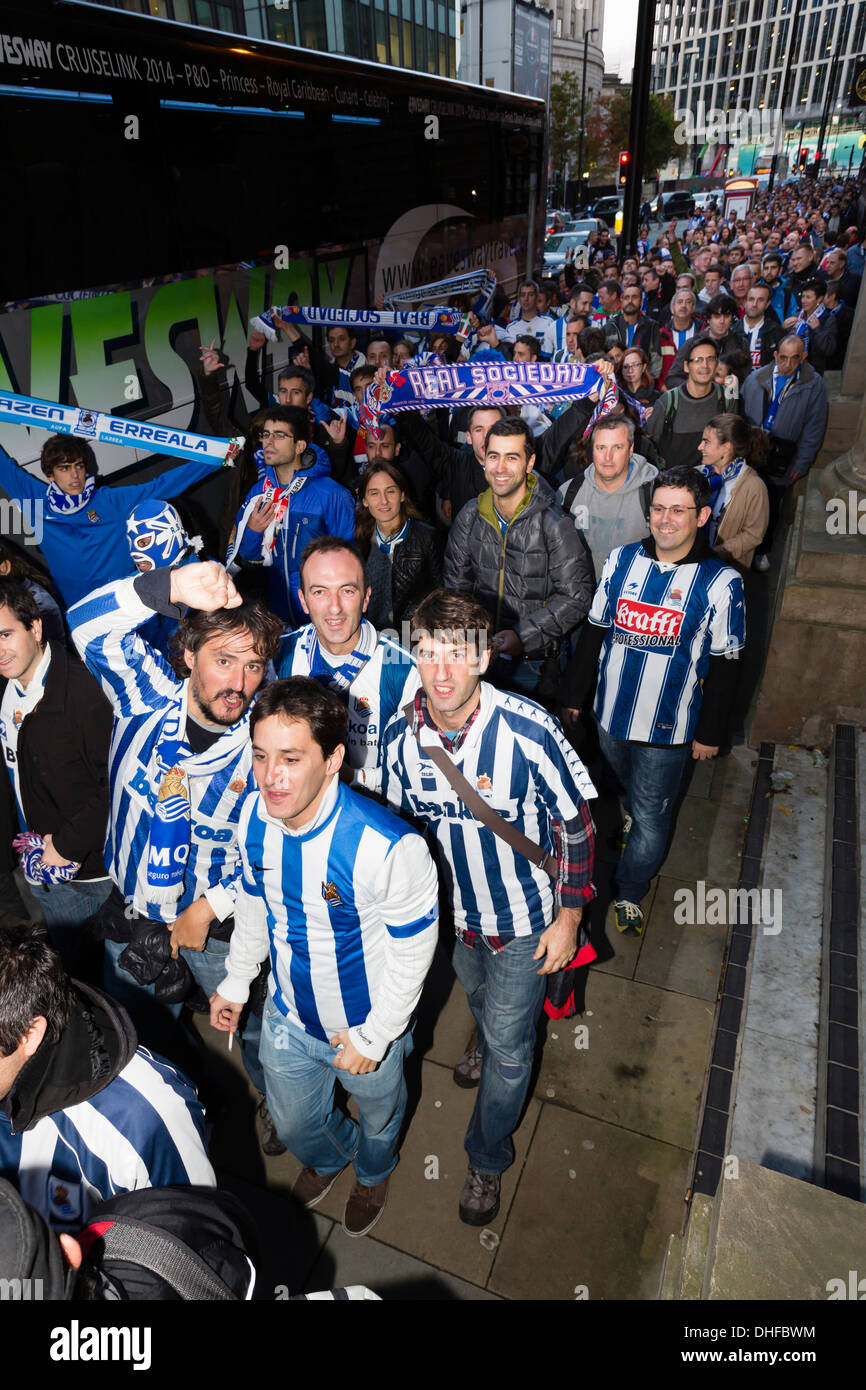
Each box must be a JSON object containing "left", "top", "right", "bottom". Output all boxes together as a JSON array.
[{"left": 68, "top": 562, "right": 284, "bottom": 1148}]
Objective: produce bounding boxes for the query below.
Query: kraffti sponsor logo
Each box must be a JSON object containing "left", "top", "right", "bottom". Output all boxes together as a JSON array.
[{"left": 614, "top": 598, "right": 684, "bottom": 649}]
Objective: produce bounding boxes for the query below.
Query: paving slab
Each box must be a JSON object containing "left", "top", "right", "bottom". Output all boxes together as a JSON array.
[
  {"left": 635, "top": 875, "right": 729, "bottom": 1001},
  {"left": 534, "top": 971, "right": 715, "bottom": 1150},
  {"left": 590, "top": 880, "right": 659, "bottom": 980},
  {"left": 711, "top": 747, "right": 760, "bottom": 807},
  {"left": 305, "top": 1060, "right": 542, "bottom": 1287},
  {"left": 306, "top": 1225, "right": 501, "bottom": 1300},
  {"left": 684, "top": 756, "right": 716, "bottom": 800},
  {"left": 661, "top": 796, "right": 745, "bottom": 888},
  {"left": 416, "top": 945, "right": 476, "bottom": 1069},
  {"left": 706, "top": 1160, "right": 866, "bottom": 1300},
  {"left": 729, "top": 1025, "right": 818, "bottom": 1183},
  {"left": 488, "top": 1107, "right": 691, "bottom": 1301}
]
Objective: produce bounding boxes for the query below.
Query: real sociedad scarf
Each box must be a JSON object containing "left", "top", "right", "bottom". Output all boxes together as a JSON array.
[
  {"left": 763, "top": 368, "right": 799, "bottom": 431},
  {"left": 363, "top": 360, "right": 606, "bottom": 423},
  {"left": 45, "top": 474, "right": 97, "bottom": 515},
  {"left": 303, "top": 618, "right": 377, "bottom": 693},
  {"left": 0, "top": 391, "right": 243, "bottom": 465},
  {"left": 794, "top": 302, "right": 827, "bottom": 350},
  {"left": 146, "top": 687, "right": 250, "bottom": 906},
  {"left": 250, "top": 304, "right": 466, "bottom": 341}
]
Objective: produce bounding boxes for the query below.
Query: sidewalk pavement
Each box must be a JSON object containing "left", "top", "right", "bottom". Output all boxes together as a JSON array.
[{"left": 194, "top": 745, "right": 757, "bottom": 1301}]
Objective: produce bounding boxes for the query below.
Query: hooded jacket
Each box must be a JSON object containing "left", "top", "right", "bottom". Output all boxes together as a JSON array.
[
  {"left": 558, "top": 454, "right": 658, "bottom": 582},
  {"left": 443, "top": 472, "right": 594, "bottom": 653},
  {"left": 0, "top": 980, "right": 214, "bottom": 1229},
  {"left": 227, "top": 443, "right": 355, "bottom": 624}
]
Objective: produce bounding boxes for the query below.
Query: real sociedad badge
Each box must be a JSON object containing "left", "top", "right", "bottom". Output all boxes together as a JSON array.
[
  {"left": 75, "top": 408, "right": 98, "bottom": 438},
  {"left": 322, "top": 880, "right": 343, "bottom": 906},
  {"left": 155, "top": 767, "right": 189, "bottom": 823}
]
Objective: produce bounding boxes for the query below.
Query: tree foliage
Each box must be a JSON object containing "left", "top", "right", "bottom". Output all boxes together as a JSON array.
[
  {"left": 604, "top": 89, "right": 681, "bottom": 175},
  {"left": 548, "top": 81, "right": 681, "bottom": 190}
]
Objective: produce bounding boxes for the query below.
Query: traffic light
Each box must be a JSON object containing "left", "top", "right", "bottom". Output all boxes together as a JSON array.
[
  {"left": 798, "top": 146, "right": 808, "bottom": 171},
  {"left": 619, "top": 150, "right": 629, "bottom": 185}
]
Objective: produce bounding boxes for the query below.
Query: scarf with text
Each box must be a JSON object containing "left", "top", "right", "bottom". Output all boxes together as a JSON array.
[
  {"left": 251, "top": 305, "right": 465, "bottom": 341},
  {"left": 382, "top": 269, "right": 496, "bottom": 314},
  {"left": 225, "top": 472, "right": 310, "bottom": 573},
  {"left": 146, "top": 690, "right": 250, "bottom": 906},
  {"left": 0, "top": 391, "right": 242, "bottom": 466},
  {"left": 362, "top": 360, "right": 606, "bottom": 428}
]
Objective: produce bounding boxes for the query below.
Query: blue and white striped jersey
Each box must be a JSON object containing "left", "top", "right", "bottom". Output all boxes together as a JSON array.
[
  {"left": 219, "top": 779, "right": 439, "bottom": 1061},
  {"left": 68, "top": 577, "right": 254, "bottom": 923},
  {"left": 381, "top": 682, "right": 597, "bottom": 938},
  {"left": 590, "top": 541, "right": 746, "bottom": 744},
  {"left": 276, "top": 625, "right": 419, "bottom": 792},
  {"left": 0, "top": 1048, "right": 214, "bottom": 1232}
]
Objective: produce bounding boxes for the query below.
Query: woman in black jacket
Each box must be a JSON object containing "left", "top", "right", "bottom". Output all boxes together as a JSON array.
[{"left": 356, "top": 462, "right": 443, "bottom": 633}]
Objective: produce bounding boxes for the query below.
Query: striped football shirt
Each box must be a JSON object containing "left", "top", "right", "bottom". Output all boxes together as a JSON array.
[
  {"left": 68, "top": 576, "right": 254, "bottom": 924},
  {"left": 218, "top": 778, "right": 439, "bottom": 1062},
  {"left": 1, "top": 1048, "right": 214, "bottom": 1232},
  {"left": 381, "top": 682, "right": 597, "bottom": 938},
  {"left": 590, "top": 541, "right": 746, "bottom": 744}
]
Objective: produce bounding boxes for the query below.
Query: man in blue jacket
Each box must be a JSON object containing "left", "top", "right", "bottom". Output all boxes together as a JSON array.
[
  {"left": 0, "top": 434, "right": 230, "bottom": 611},
  {"left": 225, "top": 405, "right": 354, "bottom": 626}
]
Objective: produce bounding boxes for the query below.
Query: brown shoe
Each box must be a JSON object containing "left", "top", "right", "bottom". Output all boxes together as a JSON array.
[
  {"left": 342, "top": 1178, "right": 389, "bottom": 1238},
  {"left": 292, "top": 1164, "right": 346, "bottom": 1209}
]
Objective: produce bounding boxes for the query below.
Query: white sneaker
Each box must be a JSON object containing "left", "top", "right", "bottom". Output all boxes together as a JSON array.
[{"left": 753, "top": 554, "right": 771, "bottom": 572}]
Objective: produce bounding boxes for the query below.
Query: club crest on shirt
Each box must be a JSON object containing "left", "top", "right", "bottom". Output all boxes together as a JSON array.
[
  {"left": 322, "top": 880, "right": 342, "bottom": 906},
  {"left": 668, "top": 588, "right": 684, "bottom": 607},
  {"left": 12, "top": 709, "right": 23, "bottom": 727},
  {"left": 229, "top": 778, "right": 247, "bottom": 795},
  {"left": 48, "top": 1178, "right": 82, "bottom": 1224},
  {"left": 476, "top": 774, "right": 493, "bottom": 791},
  {"left": 87, "top": 510, "right": 100, "bottom": 523},
  {"left": 354, "top": 695, "right": 371, "bottom": 714}
]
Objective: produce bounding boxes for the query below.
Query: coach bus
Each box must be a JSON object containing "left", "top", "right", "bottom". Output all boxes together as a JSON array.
[{"left": 0, "top": 0, "right": 545, "bottom": 473}]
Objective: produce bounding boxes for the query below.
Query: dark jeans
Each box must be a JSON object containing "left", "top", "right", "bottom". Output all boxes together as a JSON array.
[{"left": 596, "top": 724, "right": 691, "bottom": 904}]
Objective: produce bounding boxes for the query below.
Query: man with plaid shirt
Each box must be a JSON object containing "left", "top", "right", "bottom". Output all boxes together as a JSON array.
[{"left": 381, "top": 589, "right": 596, "bottom": 1226}]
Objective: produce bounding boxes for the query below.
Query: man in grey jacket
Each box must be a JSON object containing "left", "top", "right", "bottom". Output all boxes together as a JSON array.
[
  {"left": 557, "top": 416, "right": 658, "bottom": 581},
  {"left": 742, "top": 335, "right": 829, "bottom": 571},
  {"left": 443, "top": 418, "right": 593, "bottom": 698}
]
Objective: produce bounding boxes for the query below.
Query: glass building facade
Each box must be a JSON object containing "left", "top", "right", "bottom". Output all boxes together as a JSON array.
[{"left": 94, "top": 0, "right": 457, "bottom": 75}]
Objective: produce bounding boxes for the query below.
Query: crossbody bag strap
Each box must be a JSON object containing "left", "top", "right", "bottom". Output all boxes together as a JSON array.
[{"left": 402, "top": 703, "right": 557, "bottom": 879}]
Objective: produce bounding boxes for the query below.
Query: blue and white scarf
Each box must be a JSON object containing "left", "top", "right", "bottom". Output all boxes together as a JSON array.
[
  {"left": 251, "top": 304, "right": 465, "bottom": 341},
  {"left": 0, "top": 390, "right": 242, "bottom": 465},
  {"left": 304, "top": 618, "right": 377, "bottom": 693},
  {"left": 376, "top": 519, "right": 409, "bottom": 555},
  {"left": 45, "top": 474, "right": 97, "bottom": 515},
  {"left": 794, "top": 302, "right": 827, "bottom": 350},
  {"left": 364, "top": 360, "right": 605, "bottom": 422},
  {"left": 698, "top": 456, "right": 747, "bottom": 543},
  {"left": 383, "top": 269, "right": 496, "bottom": 313},
  {"left": 12, "top": 832, "right": 80, "bottom": 886},
  {"left": 146, "top": 688, "right": 251, "bottom": 905},
  {"left": 763, "top": 368, "right": 799, "bottom": 432}
]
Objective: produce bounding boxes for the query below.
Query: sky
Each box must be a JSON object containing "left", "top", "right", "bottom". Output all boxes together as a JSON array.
[{"left": 602, "top": 0, "right": 639, "bottom": 81}]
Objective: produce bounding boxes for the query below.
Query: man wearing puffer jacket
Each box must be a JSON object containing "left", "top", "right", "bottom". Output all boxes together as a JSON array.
[{"left": 443, "top": 417, "right": 594, "bottom": 698}]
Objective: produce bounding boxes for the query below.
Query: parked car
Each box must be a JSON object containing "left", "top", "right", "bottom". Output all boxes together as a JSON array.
[
  {"left": 564, "top": 217, "right": 607, "bottom": 236},
  {"left": 653, "top": 190, "right": 696, "bottom": 222},
  {"left": 542, "top": 230, "right": 592, "bottom": 274},
  {"left": 589, "top": 195, "right": 622, "bottom": 224}
]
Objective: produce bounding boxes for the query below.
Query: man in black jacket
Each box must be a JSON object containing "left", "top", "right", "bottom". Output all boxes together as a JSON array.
[
  {"left": 443, "top": 418, "right": 594, "bottom": 699},
  {"left": 396, "top": 403, "right": 507, "bottom": 520},
  {"left": 604, "top": 285, "right": 663, "bottom": 378},
  {"left": 0, "top": 581, "right": 112, "bottom": 976},
  {"left": 730, "top": 284, "right": 785, "bottom": 370}
]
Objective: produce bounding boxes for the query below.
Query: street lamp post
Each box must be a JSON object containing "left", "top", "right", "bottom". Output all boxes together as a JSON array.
[{"left": 576, "top": 25, "right": 599, "bottom": 205}]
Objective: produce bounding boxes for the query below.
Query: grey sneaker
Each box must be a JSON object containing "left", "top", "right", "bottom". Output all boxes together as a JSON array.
[
  {"left": 452, "top": 1045, "right": 483, "bottom": 1089},
  {"left": 256, "top": 1095, "right": 287, "bottom": 1156},
  {"left": 458, "top": 1167, "right": 501, "bottom": 1226}
]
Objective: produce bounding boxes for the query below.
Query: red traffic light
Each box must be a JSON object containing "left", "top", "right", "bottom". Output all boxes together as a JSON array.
[
  {"left": 800, "top": 147, "right": 808, "bottom": 159},
  {"left": 619, "top": 151, "right": 629, "bottom": 165}
]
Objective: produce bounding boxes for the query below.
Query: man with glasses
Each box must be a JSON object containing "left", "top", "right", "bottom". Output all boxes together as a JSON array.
[
  {"left": 226, "top": 405, "right": 354, "bottom": 625},
  {"left": 644, "top": 338, "right": 729, "bottom": 469},
  {"left": 559, "top": 466, "right": 744, "bottom": 935}
]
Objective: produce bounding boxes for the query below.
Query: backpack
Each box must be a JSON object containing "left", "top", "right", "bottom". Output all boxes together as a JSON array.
[
  {"left": 562, "top": 473, "right": 652, "bottom": 523},
  {"left": 660, "top": 384, "right": 726, "bottom": 449}
]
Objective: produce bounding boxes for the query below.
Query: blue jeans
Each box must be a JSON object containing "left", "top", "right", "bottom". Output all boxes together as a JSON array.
[
  {"left": 31, "top": 877, "right": 113, "bottom": 975},
  {"left": 259, "top": 999, "right": 412, "bottom": 1187},
  {"left": 451, "top": 931, "right": 547, "bottom": 1175},
  {"left": 597, "top": 724, "right": 691, "bottom": 904}
]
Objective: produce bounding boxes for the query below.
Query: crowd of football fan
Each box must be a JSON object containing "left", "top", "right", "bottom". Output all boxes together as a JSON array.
[{"left": 0, "top": 173, "right": 861, "bottom": 1296}]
